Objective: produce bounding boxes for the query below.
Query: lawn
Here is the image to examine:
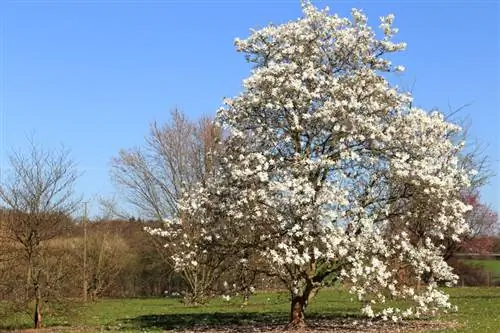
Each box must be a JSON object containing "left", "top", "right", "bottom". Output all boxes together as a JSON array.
[
  {"left": 432, "top": 287, "right": 500, "bottom": 333},
  {"left": 0, "top": 287, "right": 499, "bottom": 332}
]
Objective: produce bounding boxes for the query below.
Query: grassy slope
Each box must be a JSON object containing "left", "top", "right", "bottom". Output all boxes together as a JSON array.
[
  {"left": 462, "top": 259, "right": 500, "bottom": 275},
  {"left": 1, "top": 288, "right": 499, "bottom": 332}
]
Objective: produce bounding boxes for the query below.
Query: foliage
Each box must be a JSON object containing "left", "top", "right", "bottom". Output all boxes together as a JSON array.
[
  {"left": 461, "top": 193, "right": 498, "bottom": 237},
  {"left": 440, "top": 193, "right": 499, "bottom": 259},
  {"left": 460, "top": 236, "right": 497, "bottom": 255}
]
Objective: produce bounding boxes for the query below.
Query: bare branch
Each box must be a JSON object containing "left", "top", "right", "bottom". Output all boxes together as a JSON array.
[{"left": 111, "top": 108, "right": 221, "bottom": 220}]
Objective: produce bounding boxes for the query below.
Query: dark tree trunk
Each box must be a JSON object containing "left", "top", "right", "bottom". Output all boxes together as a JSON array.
[
  {"left": 34, "top": 302, "right": 42, "bottom": 329},
  {"left": 288, "top": 295, "right": 306, "bottom": 328},
  {"left": 286, "top": 280, "right": 319, "bottom": 330},
  {"left": 34, "top": 288, "right": 42, "bottom": 329}
]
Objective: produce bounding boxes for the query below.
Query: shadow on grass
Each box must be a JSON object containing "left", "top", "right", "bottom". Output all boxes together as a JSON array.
[{"left": 122, "top": 310, "right": 362, "bottom": 332}]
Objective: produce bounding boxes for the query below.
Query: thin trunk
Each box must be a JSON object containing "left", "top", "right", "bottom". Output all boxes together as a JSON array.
[
  {"left": 194, "top": 269, "right": 198, "bottom": 304},
  {"left": 33, "top": 285, "right": 42, "bottom": 329},
  {"left": 83, "top": 202, "right": 88, "bottom": 302},
  {"left": 26, "top": 263, "right": 32, "bottom": 299},
  {"left": 242, "top": 292, "right": 249, "bottom": 306},
  {"left": 26, "top": 248, "right": 34, "bottom": 299}
]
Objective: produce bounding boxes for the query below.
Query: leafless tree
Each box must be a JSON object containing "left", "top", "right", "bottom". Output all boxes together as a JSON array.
[
  {"left": 111, "top": 109, "right": 222, "bottom": 302},
  {"left": 0, "top": 139, "right": 80, "bottom": 329},
  {"left": 111, "top": 108, "right": 221, "bottom": 220},
  {"left": 79, "top": 230, "right": 134, "bottom": 301}
]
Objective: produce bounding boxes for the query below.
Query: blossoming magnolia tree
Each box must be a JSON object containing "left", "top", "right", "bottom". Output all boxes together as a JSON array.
[{"left": 149, "top": 1, "right": 472, "bottom": 327}]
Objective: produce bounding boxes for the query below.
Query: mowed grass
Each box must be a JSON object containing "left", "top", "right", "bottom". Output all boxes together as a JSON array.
[
  {"left": 1, "top": 287, "right": 499, "bottom": 332},
  {"left": 433, "top": 287, "right": 500, "bottom": 333}
]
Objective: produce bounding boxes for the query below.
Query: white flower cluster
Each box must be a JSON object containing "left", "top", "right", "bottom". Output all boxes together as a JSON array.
[{"left": 148, "top": 1, "right": 471, "bottom": 320}]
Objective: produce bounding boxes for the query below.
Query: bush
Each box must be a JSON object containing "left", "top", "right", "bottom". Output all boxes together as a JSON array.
[{"left": 449, "top": 258, "right": 490, "bottom": 286}]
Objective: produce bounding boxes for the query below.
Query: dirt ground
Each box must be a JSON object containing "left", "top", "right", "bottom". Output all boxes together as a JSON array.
[{"left": 4, "top": 318, "right": 459, "bottom": 333}]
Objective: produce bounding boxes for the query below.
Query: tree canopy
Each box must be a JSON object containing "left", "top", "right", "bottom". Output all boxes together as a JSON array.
[{"left": 149, "top": 1, "right": 473, "bottom": 326}]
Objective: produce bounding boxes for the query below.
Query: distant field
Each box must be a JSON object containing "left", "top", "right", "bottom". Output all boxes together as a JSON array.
[
  {"left": 1, "top": 287, "right": 499, "bottom": 332},
  {"left": 461, "top": 259, "right": 500, "bottom": 283},
  {"left": 463, "top": 259, "right": 500, "bottom": 275}
]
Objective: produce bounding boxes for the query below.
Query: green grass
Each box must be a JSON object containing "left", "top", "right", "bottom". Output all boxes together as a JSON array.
[
  {"left": 0, "top": 300, "right": 78, "bottom": 330},
  {"left": 432, "top": 287, "right": 500, "bottom": 333},
  {"left": 463, "top": 259, "right": 500, "bottom": 275},
  {"left": 461, "top": 259, "right": 500, "bottom": 284},
  {"left": 1, "top": 288, "right": 499, "bottom": 332}
]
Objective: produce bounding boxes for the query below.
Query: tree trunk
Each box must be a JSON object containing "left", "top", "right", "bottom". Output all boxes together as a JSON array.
[
  {"left": 33, "top": 287, "right": 42, "bottom": 329},
  {"left": 26, "top": 257, "right": 32, "bottom": 299},
  {"left": 288, "top": 295, "right": 306, "bottom": 329},
  {"left": 242, "top": 292, "right": 249, "bottom": 306}
]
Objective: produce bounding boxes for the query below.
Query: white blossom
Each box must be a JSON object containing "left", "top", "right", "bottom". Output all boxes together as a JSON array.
[{"left": 148, "top": 0, "right": 471, "bottom": 322}]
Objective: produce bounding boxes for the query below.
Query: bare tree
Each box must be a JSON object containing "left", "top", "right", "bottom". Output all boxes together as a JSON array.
[
  {"left": 80, "top": 230, "right": 134, "bottom": 301},
  {"left": 111, "top": 108, "right": 221, "bottom": 220},
  {"left": 112, "top": 109, "right": 222, "bottom": 303},
  {"left": 97, "top": 195, "right": 134, "bottom": 221},
  {"left": 0, "top": 139, "right": 80, "bottom": 329}
]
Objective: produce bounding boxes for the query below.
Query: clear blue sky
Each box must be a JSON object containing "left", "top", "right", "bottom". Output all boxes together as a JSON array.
[{"left": 1, "top": 0, "right": 498, "bottom": 217}]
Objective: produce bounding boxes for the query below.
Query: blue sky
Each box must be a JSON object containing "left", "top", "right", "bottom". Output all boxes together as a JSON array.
[{"left": 1, "top": 0, "right": 498, "bottom": 217}]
